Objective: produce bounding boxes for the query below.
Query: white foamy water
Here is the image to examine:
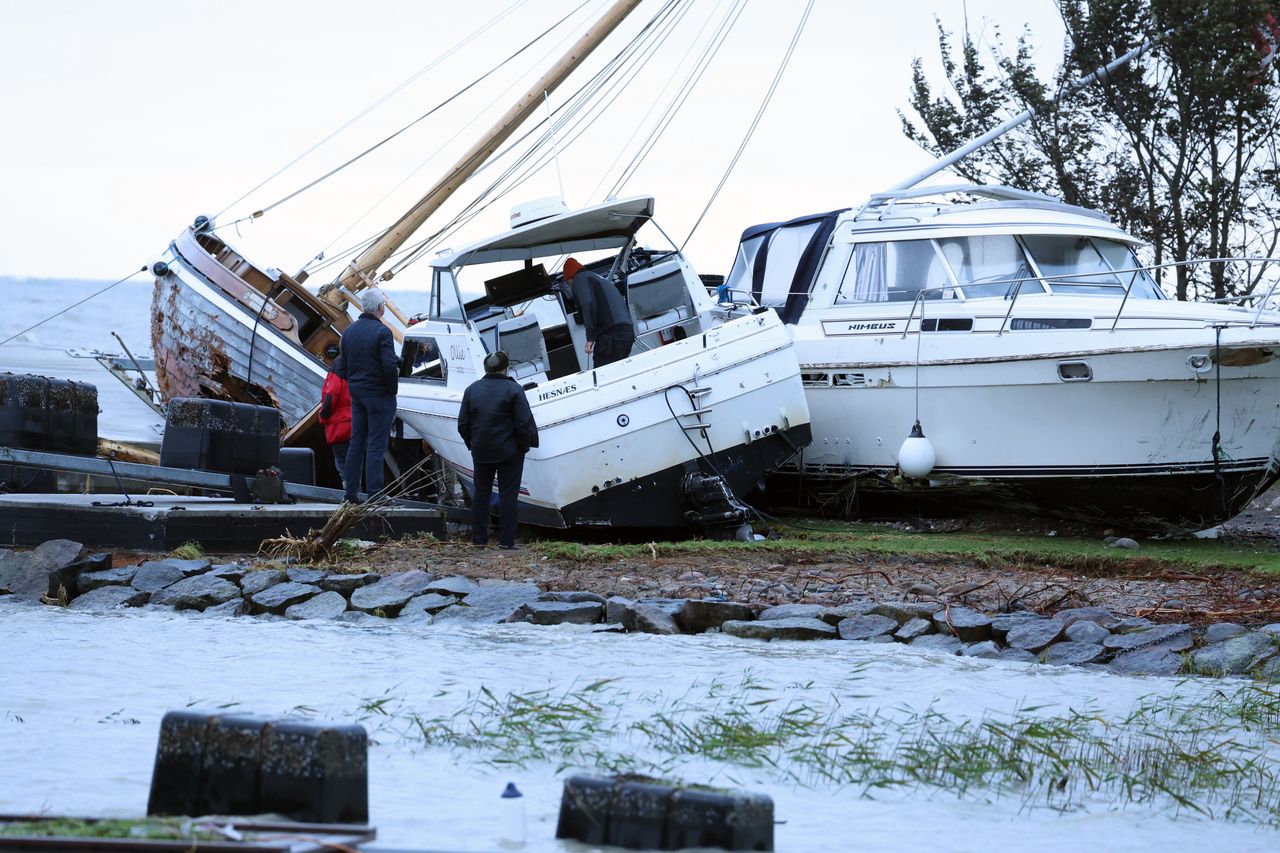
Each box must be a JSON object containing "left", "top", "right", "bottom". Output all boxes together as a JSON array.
[{"left": 0, "top": 605, "right": 1276, "bottom": 852}]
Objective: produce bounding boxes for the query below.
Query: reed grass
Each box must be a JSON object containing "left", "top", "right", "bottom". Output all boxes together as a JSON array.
[{"left": 359, "top": 676, "right": 1280, "bottom": 824}]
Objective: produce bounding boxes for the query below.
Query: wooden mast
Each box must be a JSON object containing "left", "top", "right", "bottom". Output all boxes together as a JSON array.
[{"left": 319, "top": 0, "right": 645, "bottom": 306}]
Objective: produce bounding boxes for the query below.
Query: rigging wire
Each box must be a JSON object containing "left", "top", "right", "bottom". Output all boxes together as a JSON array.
[
  {"left": 0, "top": 266, "right": 149, "bottom": 349},
  {"left": 212, "top": 0, "right": 534, "bottom": 222},
  {"left": 383, "top": 0, "right": 689, "bottom": 276},
  {"left": 681, "top": 0, "right": 815, "bottom": 250},
  {"left": 213, "top": 0, "right": 595, "bottom": 232}
]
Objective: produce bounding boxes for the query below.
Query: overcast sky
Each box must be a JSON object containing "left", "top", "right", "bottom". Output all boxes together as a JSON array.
[{"left": 0, "top": 0, "right": 1067, "bottom": 284}]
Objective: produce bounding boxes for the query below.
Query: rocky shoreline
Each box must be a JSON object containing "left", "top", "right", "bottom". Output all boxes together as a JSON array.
[{"left": 4, "top": 538, "right": 1280, "bottom": 681}]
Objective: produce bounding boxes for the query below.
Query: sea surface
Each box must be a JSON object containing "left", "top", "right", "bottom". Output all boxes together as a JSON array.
[{"left": 0, "top": 603, "right": 1278, "bottom": 852}]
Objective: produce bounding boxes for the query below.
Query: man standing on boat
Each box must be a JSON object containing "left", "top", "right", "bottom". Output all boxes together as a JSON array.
[
  {"left": 457, "top": 351, "right": 539, "bottom": 550},
  {"left": 339, "top": 288, "right": 399, "bottom": 502},
  {"left": 563, "top": 257, "right": 634, "bottom": 367}
]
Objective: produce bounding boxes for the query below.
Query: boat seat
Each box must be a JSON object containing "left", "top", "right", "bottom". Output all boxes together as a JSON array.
[
  {"left": 496, "top": 314, "right": 549, "bottom": 383},
  {"left": 628, "top": 259, "right": 695, "bottom": 335}
]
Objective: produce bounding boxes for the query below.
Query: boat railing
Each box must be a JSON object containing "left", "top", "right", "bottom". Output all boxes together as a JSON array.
[{"left": 895, "top": 256, "right": 1280, "bottom": 337}]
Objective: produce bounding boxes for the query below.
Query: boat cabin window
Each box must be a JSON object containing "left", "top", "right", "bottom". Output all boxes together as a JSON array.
[
  {"left": 430, "top": 270, "right": 466, "bottom": 322},
  {"left": 724, "top": 232, "right": 769, "bottom": 302},
  {"left": 1022, "top": 236, "right": 1161, "bottom": 298},
  {"left": 936, "top": 235, "right": 1042, "bottom": 298},
  {"left": 759, "top": 222, "right": 823, "bottom": 308},
  {"left": 400, "top": 336, "right": 446, "bottom": 383},
  {"left": 835, "top": 239, "right": 953, "bottom": 303}
]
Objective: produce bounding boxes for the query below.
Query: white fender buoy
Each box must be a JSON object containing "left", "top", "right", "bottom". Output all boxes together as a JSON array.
[{"left": 897, "top": 420, "right": 936, "bottom": 478}]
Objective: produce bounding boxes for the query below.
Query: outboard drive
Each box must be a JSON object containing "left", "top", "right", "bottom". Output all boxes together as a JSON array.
[{"left": 680, "top": 470, "right": 750, "bottom": 526}]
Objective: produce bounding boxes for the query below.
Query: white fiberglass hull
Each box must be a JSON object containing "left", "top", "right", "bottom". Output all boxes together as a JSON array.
[
  {"left": 398, "top": 312, "right": 810, "bottom": 528},
  {"left": 789, "top": 297, "right": 1280, "bottom": 528}
]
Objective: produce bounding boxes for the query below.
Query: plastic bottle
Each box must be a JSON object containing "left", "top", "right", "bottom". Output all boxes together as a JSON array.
[{"left": 499, "top": 781, "right": 526, "bottom": 847}]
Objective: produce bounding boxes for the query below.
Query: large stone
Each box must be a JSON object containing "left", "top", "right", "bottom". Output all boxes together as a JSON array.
[
  {"left": 1054, "top": 607, "right": 1119, "bottom": 629},
  {"left": 430, "top": 582, "right": 542, "bottom": 624},
  {"left": 675, "top": 599, "right": 754, "bottom": 634},
  {"left": 871, "top": 601, "right": 939, "bottom": 624},
  {"left": 721, "top": 617, "right": 836, "bottom": 641},
  {"left": 285, "top": 590, "right": 349, "bottom": 621},
  {"left": 997, "top": 648, "right": 1040, "bottom": 664},
  {"left": 132, "top": 561, "right": 186, "bottom": 593},
  {"left": 1261, "top": 623, "right": 1280, "bottom": 636},
  {"left": 628, "top": 603, "right": 681, "bottom": 635},
  {"left": 321, "top": 573, "right": 380, "bottom": 594},
  {"left": 837, "top": 614, "right": 898, "bottom": 641},
  {"left": 539, "top": 590, "right": 607, "bottom": 604},
  {"left": 400, "top": 593, "right": 458, "bottom": 619},
  {"left": 68, "top": 585, "right": 148, "bottom": 610},
  {"left": 207, "top": 563, "right": 248, "bottom": 583},
  {"left": 895, "top": 617, "right": 933, "bottom": 641},
  {"left": 241, "top": 569, "right": 288, "bottom": 597},
  {"left": 510, "top": 600, "right": 604, "bottom": 626},
  {"left": 932, "top": 606, "right": 993, "bottom": 642},
  {"left": 1258, "top": 657, "right": 1280, "bottom": 680},
  {"left": 821, "top": 603, "right": 878, "bottom": 623},
  {"left": 1112, "top": 616, "right": 1155, "bottom": 633},
  {"left": 1108, "top": 648, "right": 1184, "bottom": 676},
  {"left": 908, "top": 634, "right": 962, "bottom": 655},
  {"left": 758, "top": 603, "right": 825, "bottom": 621},
  {"left": 150, "top": 575, "right": 242, "bottom": 610},
  {"left": 287, "top": 567, "right": 328, "bottom": 585},
  {"left": 155, "top": 557, "right": 212, "bottom": 575},
  {"left": 962, "top": 641, "right": 1002, "bottom": 659},
  {"left": 0, "top": 541, "right": 71, "bottom": 598},
  {"left": 28, "top": 540, "right": 86, "bottom": 590},
  {"left": 426, "top": 575, "right": 479, "bottom": 597},
  {"left": 606, "top": 596, "right": 637, "bottom": 624},
  {"left": 1064, "top": 621, "right": 1111, "bottom": 645},
  {"left": 78, "top": 566, "right": 138, "bottom": 591},
  {"left": 1102, "top": 624, "right": 1193, "bottom": 654},
  {"left": 338, "top": 611, "right": 389, "bottom": 627},
  {"left": 1188, "top": 633, "right": 1277, "bottom": 676},
  {"left": 1040, "top": 641, "right": 1106, "bottom": 666},
  {"left": 197, "top": 598, "right": 248, "bottom": 618},
  {"left": 46, "top": 552, "right": 110, "bottom": 599},
  {"left": 350, "top": 570, "right": 435, "bottom": 614},
  {"left": 1005, "top": 620, "right": 1064, "bottom": 652},
  {"left": 1203, "top": 623, "right": 1248, "bottom": 645},
  {"left": 990, "top": 612, "right": 1043, "bottom": 639},
  {"left": 252, "top": 582, "right": 321, "bottom": 615}
]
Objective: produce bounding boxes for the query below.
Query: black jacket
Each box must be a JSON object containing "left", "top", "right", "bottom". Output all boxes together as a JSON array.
[
  {"left": 339, "top": 312, "right": 399, "bottom": 399},
  {"left": 457, "top": 374, "right": 539, "bottom": 464},
  {"left": 571, "top": 270, "right": 631, "bottom": 341}
]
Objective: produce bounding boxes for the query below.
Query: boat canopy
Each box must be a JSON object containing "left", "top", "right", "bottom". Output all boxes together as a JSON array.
[
  {"left": 433, "top": 196, "right": 656, "bottom": 268},
  {"left": 724, "top": 208, "right": 848, "bottom": 324}
]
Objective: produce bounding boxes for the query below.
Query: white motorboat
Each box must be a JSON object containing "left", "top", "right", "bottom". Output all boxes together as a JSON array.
[
  {"left": 395, "top": 195, "right": 812, "bottom": 529},
  {"left": 724, "top": 184, "right": 1280, "bottom": 530}
]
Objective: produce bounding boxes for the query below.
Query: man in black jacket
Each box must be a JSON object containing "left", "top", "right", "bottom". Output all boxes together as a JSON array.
[
  {"left": 563, "top": 257, "right": 634, "bottom": 367},
  {"left": 457, "top": 351, "right": 539, "bottom": 549},
  {"left": 338, "top": 287, "right": 399, "bottom": 503}
]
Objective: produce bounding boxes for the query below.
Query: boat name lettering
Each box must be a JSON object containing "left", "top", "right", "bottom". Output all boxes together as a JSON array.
[
  {"left": 449, "top": 345, "right": 466, "bottom": 361},
  {"left": 822, "top": 320, "right": 903, "bottom": 335},
  {"left": 537, "top": 384, "right": 578, "bottom": 401}
]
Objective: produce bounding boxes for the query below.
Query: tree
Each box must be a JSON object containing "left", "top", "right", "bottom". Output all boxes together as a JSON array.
[{"left": 900, "top": 0, "right": 1280, "bottom": 301}]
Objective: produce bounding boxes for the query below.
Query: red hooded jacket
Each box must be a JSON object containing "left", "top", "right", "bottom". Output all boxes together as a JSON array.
[{"left": 319, "top": 370, "right": 352, "bottom": 444}]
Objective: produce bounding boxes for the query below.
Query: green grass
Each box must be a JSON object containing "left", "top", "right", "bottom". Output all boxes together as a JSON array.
[
  {"left": 0, "top": 817, "right": 224, "bottom": 840},
  {"left": 169, "top": 540, "right": 205, "bottom": 560},
  {"left": 530, "top": 522, "right": 1280, "bottom": 576},
  {"left": 358, "top": 676, "right": 1280, "bottom": 825}
]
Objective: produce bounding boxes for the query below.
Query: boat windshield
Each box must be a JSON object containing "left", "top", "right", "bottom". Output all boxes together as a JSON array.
[
  {"left": 430, "top": 269, "right": 466, "bottom": 322},
  {"left": 836, "top": 239, "right": 953, "bottom": 303},
  {"left": 936, "top": 235, "right": 1043, "bottom": 298},
  {"left": 1022, "top": 235, "right": 1163, "bottom": 298}
]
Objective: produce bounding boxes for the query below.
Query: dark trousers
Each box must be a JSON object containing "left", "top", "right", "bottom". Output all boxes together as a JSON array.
[
  {"left": 593, "top": 324, "right": 635, "bottom": 367},
  {"left": 344, "top": 395, "right": 396, "bottom": 500},
  {"left": 471, "top": 454, "right": 524, "bottom": 547},
  {"left": 330, "top": 441, "right": 349, "bottom": 488}
]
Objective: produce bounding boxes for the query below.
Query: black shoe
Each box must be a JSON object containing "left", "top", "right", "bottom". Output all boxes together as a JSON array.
[{"left": 498, "top": 544, "right": 520, "bottom": 551}]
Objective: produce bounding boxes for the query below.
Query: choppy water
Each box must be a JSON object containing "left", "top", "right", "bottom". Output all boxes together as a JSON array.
[{"left": 1, "top": 604, "right": 1277, "bottom": 852}]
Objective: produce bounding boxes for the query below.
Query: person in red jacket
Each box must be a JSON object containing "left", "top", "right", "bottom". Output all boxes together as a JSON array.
[{"left": 319, "top": 354, "right": 353, "bottom": 487}]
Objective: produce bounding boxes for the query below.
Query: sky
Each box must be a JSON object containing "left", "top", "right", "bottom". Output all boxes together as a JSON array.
[{"left": 0, "top": 0, "right": 1067, "bottom": 285}]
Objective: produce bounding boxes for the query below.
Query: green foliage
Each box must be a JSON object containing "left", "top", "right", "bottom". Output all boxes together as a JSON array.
[
  {"left": 0, "top": 817, "right": 224, "bottom": 840},
  {"left": 900, "top": 0, "right": 1280, "bottom": 300},
  {"left": 170, "top": 540, "right": 204, "bottom": 560}
]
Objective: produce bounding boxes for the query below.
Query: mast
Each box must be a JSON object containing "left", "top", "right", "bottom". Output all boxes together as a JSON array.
[{"left": 320, "top": 0, "right": 645, "bottom": 305}]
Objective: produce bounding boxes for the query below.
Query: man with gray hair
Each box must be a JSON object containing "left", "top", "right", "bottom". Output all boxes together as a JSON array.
[{"left": 338, "top": 286, "right": 399, "bottom": 502}]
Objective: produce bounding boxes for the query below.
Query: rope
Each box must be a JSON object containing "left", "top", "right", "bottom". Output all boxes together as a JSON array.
[
  {"left": 211, "top": 0, "right": 536, "bottom": 222},
  {"left": 215, "top": 0, "right": 594, "bottom": 231},
  {"left": 0, "top": 266, "right": 148, "bottom": 349},
  {"left": 681, "top": 0, "right": 814, "bottom": 250},
  {"left": 1212, "top": 325, "right": 1228, "bottom": 517}
]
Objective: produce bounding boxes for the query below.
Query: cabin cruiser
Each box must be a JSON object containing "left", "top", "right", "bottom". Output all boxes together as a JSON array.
[
  {"left": 724, "top": 184, "right": 1280, "bottom": 530},
  {"left": 395, "top": 196, "right": 812, "bottom": 529}
]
